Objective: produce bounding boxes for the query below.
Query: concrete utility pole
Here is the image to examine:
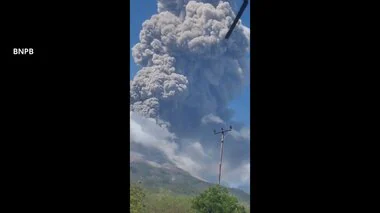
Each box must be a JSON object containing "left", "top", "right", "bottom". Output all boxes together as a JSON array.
[{"left": 213, "top": 125, "right": 232, "bottom": 185}]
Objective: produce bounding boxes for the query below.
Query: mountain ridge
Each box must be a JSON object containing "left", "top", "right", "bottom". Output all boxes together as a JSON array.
[{"left": 130, "top": 160, "right": 250, "bottom": 205}]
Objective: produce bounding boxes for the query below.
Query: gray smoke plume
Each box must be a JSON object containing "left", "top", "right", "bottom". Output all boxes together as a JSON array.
[
  {"left": 131, "top": 0, "right": 249, "bottom": 130},
  {"left": 157, "top": 0, "right": 239, "bottom": 18},
  {"left": 130, "top": 0, "right": 250, "bottom": 192}
]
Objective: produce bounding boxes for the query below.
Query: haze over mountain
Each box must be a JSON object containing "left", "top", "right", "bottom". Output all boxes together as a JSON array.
[
  {"left": 130, "top": 160, "right": 250, "bottom": 205},
  {"left": 130, "top": 0, "right": 250, "bottom": 194}
]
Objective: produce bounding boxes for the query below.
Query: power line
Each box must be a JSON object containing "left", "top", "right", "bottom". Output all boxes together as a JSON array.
[{"left": 225, "top": 0, "right": 248, "bottom": 39}]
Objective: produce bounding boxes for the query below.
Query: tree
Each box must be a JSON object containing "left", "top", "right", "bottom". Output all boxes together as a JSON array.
[
  {"left": 191, "top": 185, "right": 247, "bottom": 213},
  {"left": 130, "top": 184, "right": 145, "bottom": 213}
]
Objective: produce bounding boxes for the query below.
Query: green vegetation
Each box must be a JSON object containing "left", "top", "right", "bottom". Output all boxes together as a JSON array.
[
  {"left": 130, "top": 161, "right": 250, "bottom": 212},
  {"left": 130, "top": 161, "right": 250, "bottom": 204},
  {"left": 192, "top": 185, "right": 247, "bottom": 213},
  {"left": 145, "top": 191, "right": 195, "bottom": 213},
  {"left": 130, "top": 184, "right": 146, "bottom": 213},
  {"left": 130, "top": 184, "right": 249, "bottom": 213}
]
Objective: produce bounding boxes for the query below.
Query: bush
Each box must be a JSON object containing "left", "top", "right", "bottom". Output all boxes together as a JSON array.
[
  {"left": 191, "top": 185, "right": 247, "bottom": 213},
  {"left": 130, "top": 184, "right": 145, "bottom": 213}
]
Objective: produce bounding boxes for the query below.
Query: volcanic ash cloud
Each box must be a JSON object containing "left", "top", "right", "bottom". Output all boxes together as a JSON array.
[{"left": 130, "top": 0, "right": 250, "bottom": 132}]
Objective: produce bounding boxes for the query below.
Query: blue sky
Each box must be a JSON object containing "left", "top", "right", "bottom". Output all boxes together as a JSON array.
[{"left": 130, "top": 0, "right": 250, "bottom": 127}]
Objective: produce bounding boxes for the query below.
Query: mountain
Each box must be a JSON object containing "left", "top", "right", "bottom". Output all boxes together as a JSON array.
[{"left": 130, "top": 161, "right": 250, "bottom": 205}]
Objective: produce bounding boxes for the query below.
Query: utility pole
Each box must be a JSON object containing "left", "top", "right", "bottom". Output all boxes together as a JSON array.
[{"left": 213, "top": 125, "right": 232, "bottom": 185}]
